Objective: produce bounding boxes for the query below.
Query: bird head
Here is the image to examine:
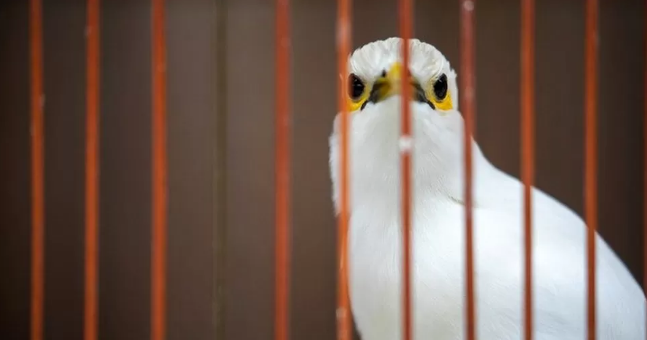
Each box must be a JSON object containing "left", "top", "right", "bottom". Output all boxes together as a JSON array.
[
  {"left": 345, "top": 38, "right": 458, "bottom": 113},
  {"left": 330, "top": 37, "right": 476, "bottom": 212}
]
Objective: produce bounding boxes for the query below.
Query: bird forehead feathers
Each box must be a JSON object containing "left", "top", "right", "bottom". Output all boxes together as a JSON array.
[{"left": 348, "top": 37, "right": 455, "bottom": 84}]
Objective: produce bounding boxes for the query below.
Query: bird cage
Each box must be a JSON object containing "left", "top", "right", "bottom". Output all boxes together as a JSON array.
[{"left": 0, "top": 0, "right": 645, "bottom": 339}]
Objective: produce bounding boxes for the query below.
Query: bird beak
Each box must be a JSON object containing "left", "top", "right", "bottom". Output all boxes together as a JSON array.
[{"left": 368, "top": 62, "right": 416, "bottom": 104}]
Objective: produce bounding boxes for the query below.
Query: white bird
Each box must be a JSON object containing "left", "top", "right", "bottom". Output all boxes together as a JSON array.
[{"left": 329, "top": 37, "right": 645, "bottom": 340}]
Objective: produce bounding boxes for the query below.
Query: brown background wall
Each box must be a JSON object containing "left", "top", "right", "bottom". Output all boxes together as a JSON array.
[{"left": 0, "top": 0, "right": 645, "bottom": 339}]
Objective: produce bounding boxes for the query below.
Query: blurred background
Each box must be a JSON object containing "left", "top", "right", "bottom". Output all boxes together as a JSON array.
[{"left": 0, "top": 0, "right": 645, "bottom": 339}]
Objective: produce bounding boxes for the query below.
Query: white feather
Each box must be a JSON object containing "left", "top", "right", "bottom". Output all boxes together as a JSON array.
[{"left": 329, "top": 37, "right": 645, "bottom": 340}]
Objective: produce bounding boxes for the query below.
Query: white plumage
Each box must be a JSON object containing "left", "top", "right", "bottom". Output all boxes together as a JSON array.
[{"left": 329, "top": 37, "right": 645, "bottom": 340}]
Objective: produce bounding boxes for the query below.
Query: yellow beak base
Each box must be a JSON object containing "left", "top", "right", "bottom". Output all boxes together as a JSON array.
[{"left": 374, "top": 62, "right": 403, "bottom": 101}]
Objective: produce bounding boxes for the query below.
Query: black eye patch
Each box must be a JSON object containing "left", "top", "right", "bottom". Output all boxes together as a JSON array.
[
  {"left": 433, "top": 74, "right": 448, "bottom": 100},
  {"left": 349, "top": 73, "right": 365, "bottom": 100}
]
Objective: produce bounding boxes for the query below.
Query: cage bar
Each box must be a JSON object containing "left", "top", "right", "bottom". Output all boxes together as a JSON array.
[
  {"left": 151, "top": 0, "right": 168, "bottom": 339},
  {"left": 520, "top": 0, "right": 535, "bottom": 339},
  {"left": 459, "top": 0, "right": 476, "bottom": 339},
  {"left": 29, "top": 0, "right": 45, "bottom": 339},
  {"left": 335, "top": 0, "right": 353, "bottom": 339},
  {"left": 84, "top": 1, "right": 100, "bottom": 340},
  {"left": 584, "top": 0, "right": 599, "bottom": 338},
  {"left": 398, "top": 0, "right": 414, "bottom": 339},
  {"left": 274, "top": 0, "right": 291, "bottom": 339}
]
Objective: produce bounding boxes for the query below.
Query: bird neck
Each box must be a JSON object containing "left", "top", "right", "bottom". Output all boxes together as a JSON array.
[
  {"left": 350, "top": 139, "right": 495, "bottom": 209},
  {"left": 329, "top": 104, "right": 508, "bottom": 217}
]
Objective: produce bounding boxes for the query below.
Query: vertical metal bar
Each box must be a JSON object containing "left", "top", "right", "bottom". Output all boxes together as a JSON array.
[
  {"left": 151, "top": 0, "right": 168, "bottom": 339},
  {"left": 336, "top": 0, "right": 352, "bottom": 339},
  {"left": 213, "top": 0, "right": 228, "bottom": 338},
  {"left": 29, "top": 0, "right": 44, "bottom": 339},
  {"left": 459, "top": 1, "right": 476, "bottom": 339},
  {"left": 84, "top": 0, "right": 100, "bottom": 339},
  {"left": 398, "top": 1, "right": 413, "bottom": 340},
  {"left": 584, "top": 0, "right": 598, "bottom": 338},
  {"left": 520, "top": 0, "right": 535, "bottom": 339},
  {"left": 274, "top": 0, "right": 291, "bottom": 339}
]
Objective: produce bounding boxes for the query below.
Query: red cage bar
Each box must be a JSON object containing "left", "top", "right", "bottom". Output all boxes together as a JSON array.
[
  {"left": 584, "top": 0, "right": 599, "bottom": 339},
  {"left": 29, "top": 0, "right": 44, "bottom": 339},
  {"left": 459, "top": 0, "right": 477, "bottom": 339},
  {"left": 335, "top": 0, "right": 353, "bottom": 339},
  {"left": 398, "top": 0, "right": 413, "bottom": 340},
  {"left": 151, "top": 0, "right": 168, "bottom": 339},
  {"left": 84, "top": 1, "right": 100, "bottom": 340},
  {"left": 274, "top": 0, "right": 291, "bottom": 340},
  {"left": 521, "top": 0, "right": 535, "bottom": 339}
]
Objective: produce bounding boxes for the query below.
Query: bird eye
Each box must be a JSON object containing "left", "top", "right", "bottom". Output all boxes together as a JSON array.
[
  {"left": 348, "top": 73, "right": 365, "bottom": 100},
  {"left": 433, "top": 74, "right": 448, "bottom": 100}
]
